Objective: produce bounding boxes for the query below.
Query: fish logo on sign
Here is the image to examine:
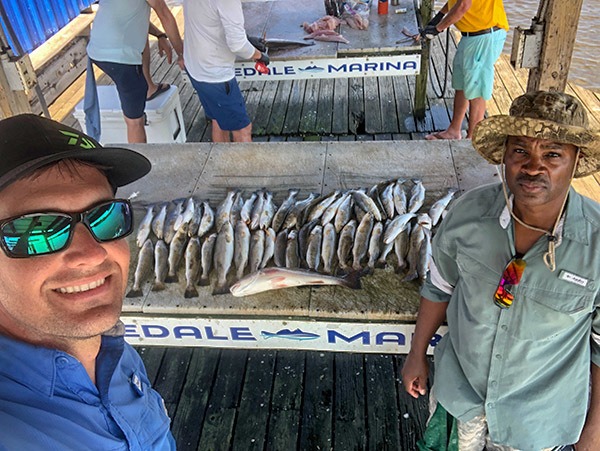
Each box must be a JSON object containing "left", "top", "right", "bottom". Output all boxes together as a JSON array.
[
  {"left": 261, "top": 328, "right": 320, "bottom": 341},
  {"left": 298, "top": 65, "right": 325, "bottom": 73}
]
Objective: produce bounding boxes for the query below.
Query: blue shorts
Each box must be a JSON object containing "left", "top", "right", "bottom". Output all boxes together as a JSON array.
[
  {"left": 91, "top": 59, "right": 147, "bottom": 119},
  {"left": 452, "top": 28, "right": 507, "bottom": 101},
  {"left": 188, "top": 76, "right": 251, "bottom": 131}
]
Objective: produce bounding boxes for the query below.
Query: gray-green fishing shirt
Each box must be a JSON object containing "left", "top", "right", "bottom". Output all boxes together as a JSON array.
[{"left": 421, "top": 182, "right": 600, "bottom": 450}]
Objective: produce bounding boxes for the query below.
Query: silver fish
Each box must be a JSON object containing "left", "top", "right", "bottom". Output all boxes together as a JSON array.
[
  {"left": 393, "top": 180, "right": 407, "bottom": 216},
  {"left": 187, "top": 202, "right": 203, "bottom": 237},
  {"left": 307, "top": 190, "right": 340, "bottom": 223},
  {"left": 199, "top": 233, "right": 217, "bottom": 287},
  {"left": 282, "top": 193, "right": 318, "bottom": 230},
  {"left": 297, "top": 219, "right": 317, "bottom": 268},
  {"left": 213, "top": 221, "right": 234, "bottom": 295},
  {"left": 428, "top": 188, "right": 457, "bottom": 227},
  {"left": 216, "top": 190, "right": 237, "bottom": 232},
  {"left": 250, "top": 190, "right": 265, "bottom": 230},
  {"left": 321, "top": 222, "right": 337, "bottom": 274},
  {"left": 368, "top": 182, "right": 389, "bottom": 221},
  {"left": 240, "top": 192, "right": 257, "bottom": 225},
  {"left": 367, "top": 221, "right": 384, "bottom": 270},
  {"left": 393, "top": 221, "right": 411, "bottom": 273},
  {"left": 174, "top": 197, "right": 195, "bottom": 232},
  {"left": 403, "top": 223, "right": 426, "bottom": 282},
  {"left": 151, "top": 203, "right": 167, "bottom": 240},
  {"left": 164, "top": 199, "right": 184, "bottom": 245},
  {"left": 337, "top": 219, "right": 357, "bottom": 272},
  {"left": 126, "top": 238, "right": 154, "bottom": 297},
  {"left": 306, "top": 224, "right": 323, "bottom": 271},
  {"left": 165, "top": 223, "right": 189, "bottom": 283},
  {"left": 376, "top": 219, "right": 394, "bottom": 268},
  {"left": 249, "top": 229, "right": 266, "bottom": 274},
  {"left": 352, "top": 212, "right": 374, "bottom": 271},
  {"left": 261, "top": 227, "right": 276, "bottom": 269},
  {"left": 136, "top": 205, "right": 154, "bottom": 248},
  {"left": 230, "top": 267, "right": 361, "bottom": 297},
  {"left": 320, "top": 191, "right": 347, "bottom": 226},
  {"left": 271, "top": 189, "right": 299, "bottom": 232},
  {"left": 383, "top": 213, "right": 416, "bottom": 244},
  {"left": 198, "top": 201, "right": 215, "bottom": 238},
  {"left": 259, "top": 191, "right": 276, "bottom": 230},
  {"left": 333, "top": 193, "right": 353, "bottom": 233},
  {"left": 234, "top": 220, "right": 251, "bottom": 281},
  {"left": 351, "top": 189, "right": 383, "bottom": 222},
  {"left": 417, "top": 229, "right": 432, "bottom": 282},
  {"left": 285, "top": 229, "right": 299, "bottom": 268},
  {"left": 151, "top": 239, "right": 169, "bottom": 292},
  {"left": 230, "top": 191, "right": 244, "bottom": 224},
  {"left": 274, "top": 230, "right": 288, "bottom": 267},
  {"left": 380, "top": 182, "right": 396, "bottom": 219},
  {"left": 184, "top": 237, "right": 201, "bottom": 298},
  {"left": 407, "top": 179, "right": 426, "bottom": 214}
]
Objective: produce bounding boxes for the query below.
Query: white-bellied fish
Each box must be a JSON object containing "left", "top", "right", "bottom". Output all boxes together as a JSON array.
[
  {"left": 403, "top": 223, "right": 426, "bottom": 282},
  {"left": 306, "top": 224, "right": 323, "bottom": 271},
  {"left": 271, "top": 189, "right": 299, "bottom": 232},
  {"left": 274, "top": 229, "right": 288, "bottom": 267},
  {"left": 234, "top": 220, "right": 251, "bottom": 280},
  {"left": 351, "top": 189, "right": 383, "bottom": 222},
  {"left": 320, "top": 191, "right": 346, "bottom": 226},
  {"left": 127, "top": 238, "right": 154, "bottom": 297},
  {"left": 230, "top": 191, "right": 244, "bottom": 223},
  {"left": 408, "top": 179, "right": 425, "bottom": 214},
  {"left": 297, "top": 219, "right": 317, "bottom": 268},
  {"left": 367, "top": 221, "right": 384, "bottom": 270},
  {"left": 261, "top": 328, "right": 320, "bottom": 341},
  {"left": 230, "top": 267, "right": 362, "bottom": 297},
  {"left": 261, "top": 227, "right": 276, "bottom": 269},
  {"left": 199, "top": 232, "right": 217, "bottom": 286},
  {"left": 151, "top": 203, "right": 167, "bottom": 240},
  {"left": 380, "top": 182, "right": 396, "bottom": 219},
  {"left": 165, "top": 223, "right": 189, "bottom": 283},
  {"left": 213, "top": 221, "right": 234, "bottom": 295},
  {"left": 241, "top": 192, "right": 257, "bottom": 225},
  {"left": 216, "top": 190, "right": 237, "bottom": 232},
  {"left": 307, "top": 190, "right": 340, "bottom": 222},
  {"left": 337, "top": 219, "right": 357, "bottom": 272},
  {"left": 187, "top": 202, "right": 203, "bottom": 237},
  {"left": 417, "top": 229, "right": 432, "bottom": 282},
  {"left": 333, "top": 192, "right": 353, "bottom": 233},
  {"left": 250, "top": 190, "right": 265, "bottom": 230},
  {"left": 249, "top": 229, "right": 265, "bottom": 274},
  {"left": 428, "top": 187, "right": 457, "bottom": 227},
  {"left": 321, "top": 222, "right": 337, "bottom": 274},
  {"left": 259, "top": 191, "right": 276, "bottom": 230},
  {"left": 198, "top": 201, "right": 215, "bottom": 238},
  {"left": 282, "top": 192, "right": 317, "bottom": 230},
  {"left": 174, "top": 197, "right": 195, "bottom": 232},
  {"left": 393, "top": 221, "right": 411, "bottom": 273},
  {"left": 383, "top": 213, "right": 416, "bottom": 244},
  {"left": 151, "top": 239, "right": 169, "bottom": 292},
  {"left": 393, "top": 179, "right": 407, "bottom": 216},
  {"left": 164, "top": 199, "right": 184, "bottom": 244},
  {"left": 285, "top": 229, "right": 299, "bottom": 268},
  {"left": 352, "top": 212, "right": 374, "bottom": 271},
  {"left": 184, "top": 237, "right": 201, "bottom": 298},
  {"left": 136, "top": 205, "right": 154, "bottom": 248}
]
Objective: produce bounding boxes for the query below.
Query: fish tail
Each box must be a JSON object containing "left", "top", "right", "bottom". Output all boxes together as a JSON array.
[
  {"left": 341, "top": 270, "right": 362, "bottom": 290},
  {"left": 151, "top": 282, "right": 166, "bottom": 292},
  {"left": 165, "top": 274, "right": 179, "bottom": 283},
  {"left": 374, "top": 260, "right": 388, "bottom": 269},
  {"left": 184, "top": 286, "right": 199, "bottom": 298},
  {"left": 212, "top": 284, "right": 230, "bottom": 296},
  {"left": 198, "top": 276, "right": 210, "bottom": 287},
  {"left": 126, "top": 289, "right": 143, "bottom": 298},
  {"left": 402, "top": 270, "right": 418, "bottom": 282}
]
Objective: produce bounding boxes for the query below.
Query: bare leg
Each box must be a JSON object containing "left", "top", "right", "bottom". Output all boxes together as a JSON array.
[
  {"left": 211, "top": 119, "right": 231, "bottom": 143},
  {"left": 231, "top": 123, "right": 253, "bottom": 142},
  {"left": 143, "top": 39, "right": 159, "bottom": 99},
  {"left": 426, "top": 90, "right": 468, "bottom": 140},
  {"left": 466, "top": 97, "right": 486, "bottom": 139},
  {"left": 124, "top": 116, "right": 147, "bottom": 143}
]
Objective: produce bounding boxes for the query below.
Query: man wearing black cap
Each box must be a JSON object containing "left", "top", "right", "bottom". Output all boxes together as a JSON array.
[{"left": 0, "top": 114, "right": 175, "bottom": 449}]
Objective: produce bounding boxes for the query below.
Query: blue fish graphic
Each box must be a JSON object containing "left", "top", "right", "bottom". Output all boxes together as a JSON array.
[
  {"left": 261, "top": 328, "right": 320, "bottom": 341},
  {"left": 298, "top": 65, "right": 325, "bottom": 73}
]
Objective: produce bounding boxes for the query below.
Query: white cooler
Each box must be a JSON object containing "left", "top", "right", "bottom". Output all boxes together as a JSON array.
[{"left": 74, "top": 84, "right": 186, "bottom": 144}]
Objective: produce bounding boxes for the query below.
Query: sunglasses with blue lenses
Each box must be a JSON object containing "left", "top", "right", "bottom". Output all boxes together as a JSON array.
[{"left": 0, "top": 199, "right": 133, "bottom": 258}]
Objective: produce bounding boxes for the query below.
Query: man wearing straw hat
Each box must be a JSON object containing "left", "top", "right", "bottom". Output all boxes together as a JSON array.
[{"left": 402, "top": 91, "right": 600, "bottom": 450}]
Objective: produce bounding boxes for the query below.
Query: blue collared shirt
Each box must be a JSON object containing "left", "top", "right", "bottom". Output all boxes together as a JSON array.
[
  {"left": 422, "top": 183, "right": 600, "bottom": 450},
  {"left": 0, "top": 327, "right": 175, "bottom": 450}
]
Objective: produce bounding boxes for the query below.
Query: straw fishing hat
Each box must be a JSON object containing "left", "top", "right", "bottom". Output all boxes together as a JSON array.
[{"left": 472, "top": 91, "right": 600, "bottom": 178}]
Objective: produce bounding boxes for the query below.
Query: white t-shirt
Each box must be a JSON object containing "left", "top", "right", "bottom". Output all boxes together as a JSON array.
[{"left": 183, "top": 0, "right": 256, "bottom": 82}]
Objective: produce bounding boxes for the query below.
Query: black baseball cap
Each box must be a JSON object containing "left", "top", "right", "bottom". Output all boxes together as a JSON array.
[{"left": 0, "top": 114, "right": 151, "bottom": 191}]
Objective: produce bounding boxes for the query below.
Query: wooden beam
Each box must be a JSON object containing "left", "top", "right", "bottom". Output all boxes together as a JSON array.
[
  {"left": 414, "top": 0, "right": 432, "bottom": 118},
  {"left": 0, "top": 33, "right": 31, "bottom": 118},
  {"left": 527, "top": 0, "right": 584, "bottom": 92}
]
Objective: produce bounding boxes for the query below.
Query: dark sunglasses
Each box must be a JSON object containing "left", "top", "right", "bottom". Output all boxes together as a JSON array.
[
  {"left": 494, "top": 256, "right": 527, "bottom": 309},
  {"left": 0, "top": 199, "right": 133, "bottom": 258}
]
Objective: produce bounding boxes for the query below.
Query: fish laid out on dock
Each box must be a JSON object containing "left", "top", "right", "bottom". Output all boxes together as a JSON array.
[{"left": 126, "top": 179, "right": 458, "bottom": 299}]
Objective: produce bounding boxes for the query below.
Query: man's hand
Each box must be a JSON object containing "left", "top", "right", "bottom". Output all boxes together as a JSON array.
[
  {"left": 247, "top": 35, "right": 267, "bottom": 53},
  {"left": 419, "top": 10, "right": 445, "bottom": 40},
  {"left": 256, "top": 52, "right": 270, "bottom": 66},
  {"left": 401, "top": 351, "right": 430, "bottom": 398},
  {"left": 156, "top": 34, "right": 173, "bottom": 64}
]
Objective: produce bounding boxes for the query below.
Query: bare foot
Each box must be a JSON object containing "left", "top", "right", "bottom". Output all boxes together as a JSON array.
[{"left": 425, "top": 130, "right": 462, "bottom": 140}]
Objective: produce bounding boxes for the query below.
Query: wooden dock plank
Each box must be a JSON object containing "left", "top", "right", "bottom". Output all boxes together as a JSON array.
[
  {"left": 331, "top": 77, "right": 349, "bottom": 134},
  {"left": 334, "top": 353, "right": 367, "bottom": 450},
  {"left": 299, "top": 79, "right": 320, "bottom": 134},
  {"left": 315, "top": 78, "right": 334, "bottom": 135},
  {"left": 364, "top": 77, "right": 383, "bottom": 134},
  {"left": 266, "top": 80, "right": 293, "bottom": 135},
  {"left": 252, "top": 78, "right": 279, "bottom": 135},
  {"left": 152, "top": 347, "right": 193, "bottom": 415},
  {"left": 379, "top": 75, "right": 400, "bottom": 134},
  {"left": 348, "top": 77, "right": 365, "bottom": 134},
  {"left": 282, "top": 79, "right": 307, "bottom": 135}
]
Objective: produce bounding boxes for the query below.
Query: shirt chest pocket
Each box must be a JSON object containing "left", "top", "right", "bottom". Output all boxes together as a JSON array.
[{"left": 511, "top": 283, "right": 594, "bottom": 340}]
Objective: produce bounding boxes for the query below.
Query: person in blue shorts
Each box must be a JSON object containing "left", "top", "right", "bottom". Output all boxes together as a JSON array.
[
  {"left": 0, "top": 114, "right": 175, "bottom": 449},
  {"left": 419, "top": 0, "right": 508, "bottom": 140},
  {"left": 87, "top": 0, "right": 184, "bottom": 143},
  {"left": 182, "top": 0, "right": 269, "bottom": 142}
]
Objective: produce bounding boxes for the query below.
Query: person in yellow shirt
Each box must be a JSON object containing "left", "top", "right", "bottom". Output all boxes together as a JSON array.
[{"left": 420, "top": 0, "right": 508, "bottom": 141}]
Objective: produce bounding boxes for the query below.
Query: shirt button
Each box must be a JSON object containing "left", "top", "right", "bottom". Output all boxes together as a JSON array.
[
  {"left": 490, "top": 381, "right": 498, "bottom": 388},
  {"left": 495, "top": 354, "right": 502, "bottom": 360},
  {"left": 487, "top": 402, "right": 494, "bottom": 409},
  {"left": 56, "top": 356, "right": 69, "bottom": 367},
  {"left": 501, "top": 325, "right": 508, "bottom": 331}
]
